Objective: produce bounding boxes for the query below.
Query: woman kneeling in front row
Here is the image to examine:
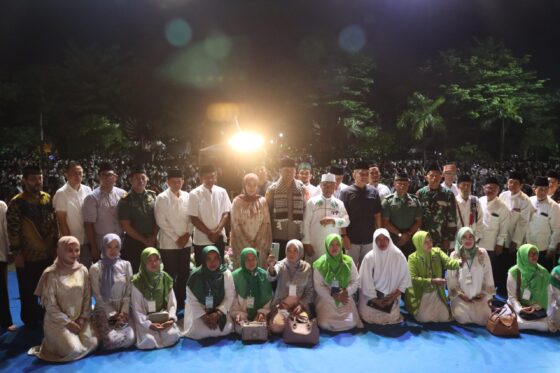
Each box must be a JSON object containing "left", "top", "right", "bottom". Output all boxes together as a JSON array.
[
  {"left": 267, "top": 239, "right": 314, "bottom": 333},
  {"left": 231, "top": 247, "right": 273, "bottom": 334},
  {"left": 507, "top": 244, "right": 549, "bottom": 332},
  {"left": 131, "top": 247, "right": 181, "bottom": 349},
  {"left": 29, "top": 237, "right": 98, "bottom": 362},
  {"left": 405, "top": 231, "right": 461, "bottom": 323},
  {"left": 184, "top": 246, "right": 235, "bottom": 339},
  {"left": 359, "top": 229, "right": 411, "bottom": 325},
  {"left": 313, "top": 233, "right": 362, "bottom": 331}
]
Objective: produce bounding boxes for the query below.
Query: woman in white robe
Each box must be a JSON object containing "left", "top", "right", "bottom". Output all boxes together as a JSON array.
[
  {"left": 131, "top": 247, "right": 181, "bottom": 349},
  {"left": 89, "top": 233, "right": 135, "bottom": 350},
  {"left": 447, "top": 227, "right": 495, "bottom": 326},
  {"left": 313, "top": 233, "right": 362, "bottom": 331},
  {"left": 359, "top": 229, "right": 411, "bottom": 325},
  {"left": 507, "top": 244, "right": 549, "bottom": 332},
  {"left": 184, "top": 245, "right": 235, "bottom": 339},
  {"left": 29, "top": 236, "right": 98, "bottom": 362}
]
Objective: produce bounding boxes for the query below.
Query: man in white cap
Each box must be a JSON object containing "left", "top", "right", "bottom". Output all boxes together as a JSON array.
[{"left": 302, "top": 173, "right": 349, "bottom": 263}]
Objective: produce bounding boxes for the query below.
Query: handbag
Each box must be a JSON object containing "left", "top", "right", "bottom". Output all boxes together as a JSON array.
[
  {"left": 148, "top": 311, "right": 170, "bottom": 324},
  {"left": 367, "top": 290, "right": 393, "bottom": 314},
  {"left": 283, "top": 315, "right": 320, "bottom": 346},
  {"left": 486, "top": 300, "right": 519, "bottom": 337},
  {"left": 519, "top": 308, "right": 547, "bottom": 321},
  {"left": 240, "top": 321, "right": 269, "bottom": 342}
]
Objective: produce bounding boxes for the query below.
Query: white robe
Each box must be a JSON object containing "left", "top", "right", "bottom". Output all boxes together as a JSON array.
[
  {"left": 447, "top": 249, "right": 495, "bottom": 325},
  {"left": 506, "top": 273, "right": 549, "bottom": 332},
  {"left": 302, "top": 195, "right": 350, "bottom": 263},
  {"left": 313, "top": 261, "right": 362, "bottom": 331},
  {"left": 131, "top": 287, "right": 181, "bottom": 349},
  {"left": 183, "top": 270, "right": 235, "bottom": 340},
  {"left": 499, "top": 191, "right": 531, "bottom": 247},
  {"left": 479, "top": 196, "right": 510, "bottom": 251},
  {"left": 547, "top": 285, "right": 560, "bottom": 332},
  {"left": 358, "top": 229, "right": 411, "bottom": 325}
]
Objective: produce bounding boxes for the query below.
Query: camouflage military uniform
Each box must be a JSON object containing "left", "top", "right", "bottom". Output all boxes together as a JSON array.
[{"left": 416, "top": 186, "right": 457, "bottom": 248}]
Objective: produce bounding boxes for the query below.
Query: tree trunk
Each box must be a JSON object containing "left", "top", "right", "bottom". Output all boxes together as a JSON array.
[{"left": 500, "top": 119, "right": 506, "bottom": 162}]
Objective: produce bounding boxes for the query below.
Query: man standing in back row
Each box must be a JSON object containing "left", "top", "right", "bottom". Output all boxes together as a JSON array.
[
  {"left": 416, "top": 162, "right": 457, "bottom": 253},
  {"left": 340, "top": 160, "right": 382, "bottom": 267}
]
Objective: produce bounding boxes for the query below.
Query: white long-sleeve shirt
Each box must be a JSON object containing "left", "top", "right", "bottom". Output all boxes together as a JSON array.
[
  {"left": 0, "top": 201, "right": 9, "bottom": 262},
  {"left": 499, "top": 190, "right": 531, "bottom": 247},
  {"left": 155, "top": 188, "right": 192, "bottom": 249},
  {"left": 455, "top": 195, "right": 484, "bottom": 240},
  {"left": 479, "top": 196, "right": 510, "bottom": 251},
  {"left": 526, "top": 196, "right": 560, "bottom": 252},
  {"left": 187, "top": 184, "right": 231, "bottom": 245}
]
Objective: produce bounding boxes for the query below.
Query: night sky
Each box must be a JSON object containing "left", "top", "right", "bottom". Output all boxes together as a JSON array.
[{"left": 2, "top": 0, "right": 559, "bottom": 133}]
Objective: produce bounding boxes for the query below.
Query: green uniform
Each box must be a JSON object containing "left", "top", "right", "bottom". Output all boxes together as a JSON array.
[
  {"left": 416, "top": 186, "right": 457, "bottom": 246},
  {"left": 117, "top": 190, "right": 157, "bottom": 236},
  {"left": 382, "top": 192, "right": 422, "bottom": 231}
]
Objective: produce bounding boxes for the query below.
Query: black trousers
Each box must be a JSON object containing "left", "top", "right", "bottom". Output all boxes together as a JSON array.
[
  {"left": 389, "top": 233, "right": 415, "bottom": 259},
  {"left": 193, "top": 239, "right": 225, "bottom": 267},
  {"left": 488, "top": 250, "right": 514, "bottom": 297},
  {"left": 121, "top": 235, "right": 146, "bottom": 274},
  {"left": 160, "top": 247, "right": 191, "bottom": 309},
  {"left": 538, "top": 251, "right": 556, "bottom": 272},
  {"left": 274, "top": 239, "right": 290, "bottom": 261},
  {"left": 16, "top": 259, "right": 50, "bottom": 326},
  {"left": 0, "top": 261, "right": 13, "bottom": 328}
]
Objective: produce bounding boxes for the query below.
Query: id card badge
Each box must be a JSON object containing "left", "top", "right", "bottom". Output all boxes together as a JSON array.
[
  {"left": 205, "top": 295, "right": 214, "bottom": 309},
  {"left": 147, "top": 301, "right": 156, "bottom": 313},
  {"left": 465, "top": 273, "right": 473, "bottom": 285},
  {"left": 288, "top": 284, "right": 297, "bottom": 296},
  {"left": 332, "top": 279, "right": 340, "bottom": 289},
  {"left": 246, "top": 296, "right": 255, "bottom": 309},
  {"left": 522, "top": 288, "right": 531, "bottom": 301}
]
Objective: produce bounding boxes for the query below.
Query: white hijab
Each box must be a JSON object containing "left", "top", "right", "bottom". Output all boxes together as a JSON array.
[{"left": 359, "top": 228, "right": 411, "bottom": 298}]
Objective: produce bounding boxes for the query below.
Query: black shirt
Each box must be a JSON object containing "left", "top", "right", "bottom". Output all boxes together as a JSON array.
[{"left": 339, "top": 184, "right": 382, "bottom": 244}]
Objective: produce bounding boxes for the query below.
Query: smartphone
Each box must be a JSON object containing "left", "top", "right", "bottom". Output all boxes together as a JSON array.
[{"left": 271, "top": 242, "right": 280, "bottom": 260}]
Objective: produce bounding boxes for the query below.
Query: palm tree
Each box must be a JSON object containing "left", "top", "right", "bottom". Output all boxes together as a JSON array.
[{"left": 397, "top": 92, "right": 445, "bottom": 162}]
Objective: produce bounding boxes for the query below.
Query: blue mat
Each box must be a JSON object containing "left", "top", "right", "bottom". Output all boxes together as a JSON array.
[{"left": 2, "top": 271, "right": 559, "bottom": 372}]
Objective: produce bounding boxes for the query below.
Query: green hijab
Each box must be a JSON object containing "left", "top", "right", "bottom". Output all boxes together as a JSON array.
[
  {"left": 232, "top": 248, "right": 273, "bottom": 320},
  {"left": 508, "top": 244, "right": 549, "bottom": 309},
  {"left": 454, "top": 227, "right": 477, "bottom": 261},
  {"left": 187, "top": 246, "right": 227, "bottom": 308},
  {"left": 132, "top": 247, "right": 173, "bottom": 312},
  {"left": 412, "top": 230, "right": 431, "bottom": 259},
  {"left": 313, "top": 233, "right": 353, "bottom": 292}
]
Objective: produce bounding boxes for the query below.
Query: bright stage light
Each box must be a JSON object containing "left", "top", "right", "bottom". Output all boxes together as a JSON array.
[{"left": 228, "top": 132, "right": 264, "bottom": 153}]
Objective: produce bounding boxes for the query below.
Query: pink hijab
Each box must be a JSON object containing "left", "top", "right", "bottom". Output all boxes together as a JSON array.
[{"left": 34, "top": 236, "right": 84, "bottom": 297}]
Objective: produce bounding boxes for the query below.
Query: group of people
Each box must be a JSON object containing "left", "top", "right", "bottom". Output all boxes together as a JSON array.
[{"left": 2, "top": 156, "right": 560, "bottom": 363}]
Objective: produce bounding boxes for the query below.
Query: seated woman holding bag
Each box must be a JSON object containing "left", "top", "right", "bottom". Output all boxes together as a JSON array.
[
  {"left": 447, "top": 227, "right": 495, "bottom": 326},
  {"left": 90, "top": 234, "right": 135, "bottom": 350},
  {"left": 131, "top": 247, "right": 181, "bottom": 349},
  {"left": 405, "top": 231, "right": 461, "bottom": 323},
  {"left": 313, "top": 233, "right": 362, "bottom": 331},
  {"left": 231, "top": 247, "right": 273, "bottom": 335},
  {"left": 266, "top": 239, "right": 314, "bottom": 334},
  {"left": 29, "top": 236, "right": 98, "bottom": 362},
  {"left": 184, "top": 246, "right": 235, "bottom": 339},
  {"left": 507, "top": 244, "right": 550, "bottom": 332},
  {"left": 548, "top": 259, "right": 560, "bottom": 332},
  {"left": 358, "top": 229, "right": 411, "bottom": 325}
]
